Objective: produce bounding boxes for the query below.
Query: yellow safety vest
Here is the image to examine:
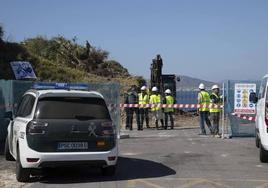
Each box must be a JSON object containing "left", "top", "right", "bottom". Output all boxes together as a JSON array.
[
  {"left": 164, "top": 95, "right": 174, "bottom": 113},
  {"left": 138, "top": 93, "right": 149, "bottom": 105},
  {"left": 150, "top": 94, "right": 161, "bottom": 111},
  {"left": 210, "top": 93, "right": 222, "bottom": 113},
  {"left": 198, "top": 91, "right": 210, "bottom": 112}
]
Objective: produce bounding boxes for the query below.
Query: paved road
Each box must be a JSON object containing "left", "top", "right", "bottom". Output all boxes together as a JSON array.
[{"left": 1, "top": 128, "right": 268, "bottom": 188}]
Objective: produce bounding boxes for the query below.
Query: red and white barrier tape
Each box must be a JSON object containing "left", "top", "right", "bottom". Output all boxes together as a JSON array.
[
  {"left": 231, "top": 113, "right": 256, "bottom": 122},
  {"left": 118, "top": 104, "right": 223, "bottom": 109},
  {"left": 0, "top": 103, "right": 222, "bottom": 110}
]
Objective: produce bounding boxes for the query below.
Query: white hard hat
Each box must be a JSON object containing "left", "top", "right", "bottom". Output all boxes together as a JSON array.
[
  {"left": 152, "top": 86, "right": 158, "bottom": 92},
  {"left": 199, "top": 83, "right": 205, "bottom": 90},
  {"left": 141, "top": 86, "right": 146, "bottom": 91},
  {"left": 165, "top": 89, "right": 171, "bottom": 94},
  {"left": 212, "top": 84, "right": 219, "bottom": 90}
]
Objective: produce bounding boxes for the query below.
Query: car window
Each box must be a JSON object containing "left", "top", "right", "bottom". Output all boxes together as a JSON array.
[
  {"left": 266, "top": 86, "right": 268, "bottom": 101},
  {"left": 22, "top": 95, "right": 36, "bottom": 117},
  {"left": 259, "top": 78, "right": 268, "bottom": 99},
  {"left": 35, "top": 97, "right": 111, "bottom": 120},
  {"left": 16, "top": 94, "right": 36, "bottom": 117},
  {"left": 16, "top": 96, "right": 28, "bottom": 117}
]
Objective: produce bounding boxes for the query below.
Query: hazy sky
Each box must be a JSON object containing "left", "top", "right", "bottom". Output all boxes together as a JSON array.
[{"left": 1, "top": 0, "right": 268, "bottom": 82}]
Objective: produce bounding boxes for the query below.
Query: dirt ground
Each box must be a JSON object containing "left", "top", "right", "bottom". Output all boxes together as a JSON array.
[
  {"left": 120, "top": 111, "right": 199, "bottom": 129},
  {"left": 0, "top": 144, "right": 25, "bottom": 188}
]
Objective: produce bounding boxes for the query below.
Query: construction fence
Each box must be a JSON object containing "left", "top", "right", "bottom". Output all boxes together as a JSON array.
[
  {"left": 223, "top": 80, "right": 260, "bottom": 137},
  {"left": 0, "top": 79, "right": 261, "bottom": 141},
  {"left": 176, "top": 81, "right": 260, "bottom": 137},
  {"left": 0, "top": 80, "right": 120, "bottom": 141}
]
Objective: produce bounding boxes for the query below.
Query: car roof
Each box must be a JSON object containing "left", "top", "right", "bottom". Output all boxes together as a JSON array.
[
  {"left": 25, "top": 89, "right": 104, "bottom": 99},
  {"left": 263, "top": 74, "right": 268, "bottom": 79}
]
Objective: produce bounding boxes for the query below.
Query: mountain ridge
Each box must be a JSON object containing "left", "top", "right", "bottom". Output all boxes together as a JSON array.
[{"left": 177, "top": 75, "right": 218, "bottom": 90}]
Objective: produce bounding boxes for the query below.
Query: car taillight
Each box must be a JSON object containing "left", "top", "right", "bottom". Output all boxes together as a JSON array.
[
  {"left": 265, "top": 103, "right": 268, "bottom": 126},
  {"left": 101, "top": 121, "right": 114, "bottom": 136},
  {"left": 26, "top": 121, "right": 48, "bottom": 135},
  {"left": 108, "top": 156, "right": 117, "bottom": 161}
]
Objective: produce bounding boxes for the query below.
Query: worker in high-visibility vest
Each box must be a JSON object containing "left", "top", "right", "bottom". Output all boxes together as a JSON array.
[
  {"left": 210, "top": 84, "right": 222, "bottom": 138},
  {"left": 138, "top": 86, "right": 150, "bottom": 129},
  {"left": 197, "top": 83, "right": 213, "bottom": 135},
  {"left": 149, "top": 86, "right": 164, "bottom": 129},
  {"left": 163, "top": 89, "right": 175, "bottom": 130}
]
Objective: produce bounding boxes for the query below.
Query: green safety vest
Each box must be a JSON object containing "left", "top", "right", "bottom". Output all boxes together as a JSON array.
[
  {"left": 138, "top": 93, "right": 149, "bottom": 105},
  {"left": 198, "top": 91, "right": 210, "bottom": 112},
  {"left": 150, "top": 94, "right": 161, "bottom": 111},
  {"left": 210, "top": 93, "right": 222, "bottom": 113},
  {"left": 164, "top": 95, "right": 174, "bottom": 113}
]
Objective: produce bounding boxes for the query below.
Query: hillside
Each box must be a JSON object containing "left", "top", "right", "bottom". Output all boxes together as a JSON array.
[
  {"left": 177, "top": 75, "right": 217, "bottom": 90},
  {"left": 0, "top": 26, "right": 144, "bottom": 93}
]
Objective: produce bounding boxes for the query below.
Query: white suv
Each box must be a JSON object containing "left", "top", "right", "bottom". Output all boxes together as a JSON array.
[
  {"left": 250, "top": 75, "right": 268, "bottom": 162},
  {"left": 4, "top": 84, "right": 118, "bottom": 182}
]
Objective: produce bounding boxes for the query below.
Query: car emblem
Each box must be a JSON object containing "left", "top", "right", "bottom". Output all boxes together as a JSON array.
[
  {"left": 71, "top": 125, "right": 77, "bottom": 132},
  {"left": 88, "top": 125, "right": 97, "bottom": 137}
]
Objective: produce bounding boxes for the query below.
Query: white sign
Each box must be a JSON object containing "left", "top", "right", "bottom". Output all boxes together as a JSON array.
[
  {"left": 10, "top": 61, "right": 36, "bottom": 80},
  {"left": 234, "top": 83, "right": 256, "bottom": 114}
]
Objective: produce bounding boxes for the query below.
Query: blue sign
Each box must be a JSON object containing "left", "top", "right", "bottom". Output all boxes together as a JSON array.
[{"left": 10, "top": 61, "right": 37, "bottom": 80}]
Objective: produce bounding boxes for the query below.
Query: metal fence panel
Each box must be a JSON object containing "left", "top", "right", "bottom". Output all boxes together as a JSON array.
[
  {"left": 0, "top": 80, "right": 12, "bottom": 141},
  {"left": 0, "top": 80, "right": 120, "bottom": 141},
  {"left": 86, "top": 83, "right": 120, "bottom": 135},
  {"left": 224, "top": 80, "right": 260, "bottom": 137},
  {"left": 176, "top": 89, "right": 198, "bottom": 111}
]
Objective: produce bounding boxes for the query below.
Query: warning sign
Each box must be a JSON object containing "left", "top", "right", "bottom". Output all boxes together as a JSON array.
[
  {"left": 10, "top": 61, "right": 37, "bottom": 80},
  {"left": 234, "top": 83, "right": 256, "bottom": 114}
]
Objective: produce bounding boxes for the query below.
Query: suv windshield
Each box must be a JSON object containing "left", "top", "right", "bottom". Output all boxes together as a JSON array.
[{"left": 35, "top": 97, "right": 111, "bottom": 120}]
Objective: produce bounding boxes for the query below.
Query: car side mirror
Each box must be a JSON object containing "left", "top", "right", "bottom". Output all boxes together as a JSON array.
[
  {"left": 4, "top": 111, "right": 13, "bottom": 120},
  {"left": 249, "top": 92, "right": 258, "bottom": 103}
]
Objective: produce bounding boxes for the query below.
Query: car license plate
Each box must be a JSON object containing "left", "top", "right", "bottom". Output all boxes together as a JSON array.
[{"left": 58, "top": 142, "right": 88, "bottom": 150}]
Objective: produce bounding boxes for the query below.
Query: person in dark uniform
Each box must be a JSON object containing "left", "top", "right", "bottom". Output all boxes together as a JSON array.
[
  {"left": 125, "top": 85, "right": 141, "bottom": 130},
  {"left": 124, "top": 92, "right": 130, "bottom": 130}
]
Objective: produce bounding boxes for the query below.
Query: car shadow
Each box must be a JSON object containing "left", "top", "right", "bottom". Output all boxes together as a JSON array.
[
  {"left": 38, "top": 156, "right": 176, "bottom": 184},
  {"left": 0, "top": 142, "right": 5, "bottom": 155}
]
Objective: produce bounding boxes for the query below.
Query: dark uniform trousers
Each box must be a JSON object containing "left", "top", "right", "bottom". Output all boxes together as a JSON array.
[
  {"left": 139, "top": 108, "right": 149, "bottom": 128},
  {"left": 164, "top": 112, "right": 174, "bottom": 129},
  {"left": 127, "top": 107, "right": 141, "bottom": 130}
]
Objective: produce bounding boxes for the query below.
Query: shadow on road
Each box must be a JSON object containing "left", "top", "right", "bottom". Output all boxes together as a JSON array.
[
  {"left": 38, "top": 156, "right": 176, "bottom": 184},
  {"left": 0, "top": 142, "right": 4, "bottom": 155}
]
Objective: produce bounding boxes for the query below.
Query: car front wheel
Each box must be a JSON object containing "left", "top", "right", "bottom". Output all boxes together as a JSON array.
[
  {"left": 260, "top": 144, "right": 268, "bottom": 163},
  {"left": 4, "top": 137, "right": 15, "bottom": 161},
  {"left": 16, "top": 146, "right": 31, "bottom": 182},
  {"left": 256, "top": 134, "right": 260, "bottom": 148}
]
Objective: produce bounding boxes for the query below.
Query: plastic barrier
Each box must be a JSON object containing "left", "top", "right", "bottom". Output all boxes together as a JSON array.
[{"left": 231, "top": 113, "right": 256, "bottom": 122}]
